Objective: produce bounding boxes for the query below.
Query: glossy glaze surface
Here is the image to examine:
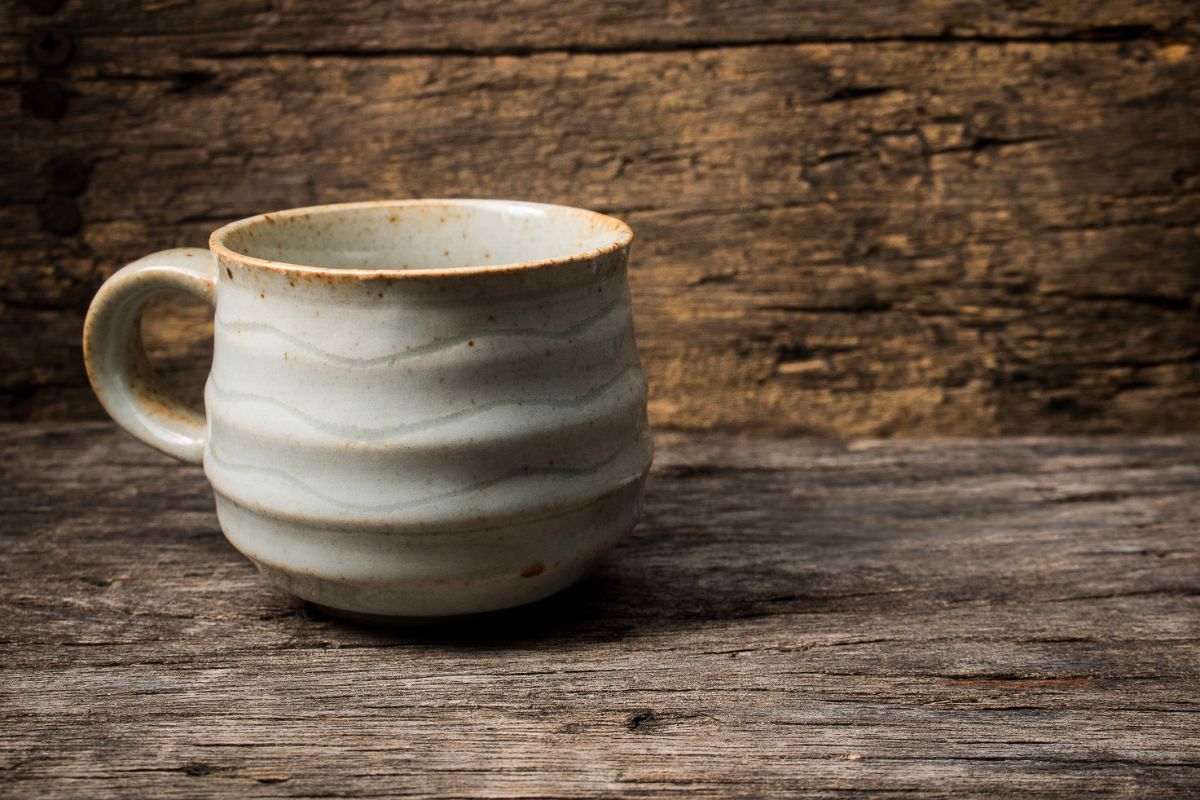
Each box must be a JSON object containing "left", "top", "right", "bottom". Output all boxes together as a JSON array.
[{"left": 85, "top": 200, "right": 652, "bottom": 616}]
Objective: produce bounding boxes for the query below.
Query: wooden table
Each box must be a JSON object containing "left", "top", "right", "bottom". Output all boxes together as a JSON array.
[{"left": 2, "top": 423, "right": 1198, "bottom": 797}]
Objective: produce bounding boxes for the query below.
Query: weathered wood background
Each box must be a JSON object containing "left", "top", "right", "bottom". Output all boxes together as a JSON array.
[
  {"left": 2, "top": 423, "right": 1198, "bottom": 796},
  {"left": 2, "top": 1, "right": 1199, "bottom": 435}
]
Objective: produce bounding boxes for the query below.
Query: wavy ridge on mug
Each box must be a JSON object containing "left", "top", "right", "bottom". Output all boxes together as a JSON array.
[
  {"left": 207, "top": 361, "right": 645, "bottom": 441},
  {"left": 206, "top": 430, "right": 650, "bottom": 515},
  {"left": 213, "top": 297, "right": 624, "bottom": 368}
]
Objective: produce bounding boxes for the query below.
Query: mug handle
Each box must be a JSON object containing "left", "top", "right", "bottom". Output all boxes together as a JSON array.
[{"left": 83, "top": 248, "right": 217, "bottom": 465}]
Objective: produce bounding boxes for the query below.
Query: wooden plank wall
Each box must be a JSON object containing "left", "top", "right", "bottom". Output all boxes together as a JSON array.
[{"left": 2, "top": 1, "right": 1198, "bottom": 436}]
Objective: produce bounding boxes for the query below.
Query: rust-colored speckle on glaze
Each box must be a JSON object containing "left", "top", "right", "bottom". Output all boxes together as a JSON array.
[{"left": 520, "top": 563, "right": 545, "bottom": 578}]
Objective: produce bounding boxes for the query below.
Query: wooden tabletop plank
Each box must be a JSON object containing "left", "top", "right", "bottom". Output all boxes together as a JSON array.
[{"left": 1, "top": 423, "right": 1198, "bottom": 797}]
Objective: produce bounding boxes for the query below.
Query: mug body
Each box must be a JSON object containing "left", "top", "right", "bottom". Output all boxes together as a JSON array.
[{"left": 203, "top": 200, "right": 651, "bottom": 616}]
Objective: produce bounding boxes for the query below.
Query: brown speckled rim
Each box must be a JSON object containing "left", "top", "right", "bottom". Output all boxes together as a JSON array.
[{"left": 209, "top": 199, "right": 633, "bottom": 278}]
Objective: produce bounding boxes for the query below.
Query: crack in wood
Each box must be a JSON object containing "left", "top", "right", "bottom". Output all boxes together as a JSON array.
[{"left": 186, "top": 25, "right": 1191, "bottom": 62}]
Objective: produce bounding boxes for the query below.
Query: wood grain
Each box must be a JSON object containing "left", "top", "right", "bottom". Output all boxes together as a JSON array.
[
  {"left": 4, "top": 0, "right": 1198, "bottom": 58},
  {"left": 2, "top": 2, "right": 1199, "bottom": 435},
  {"left": 1, "top": 423, "right": 1198, "bottom": 797}
]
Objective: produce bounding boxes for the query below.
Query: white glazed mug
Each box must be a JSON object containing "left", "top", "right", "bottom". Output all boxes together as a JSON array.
[{"left": 84, "top": 200, "right": 653, "bottom": 617}]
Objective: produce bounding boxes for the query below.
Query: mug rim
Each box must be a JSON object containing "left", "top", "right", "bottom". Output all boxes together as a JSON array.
[{"left": 209, "top": 199, "right": 633, "bottom": 279}]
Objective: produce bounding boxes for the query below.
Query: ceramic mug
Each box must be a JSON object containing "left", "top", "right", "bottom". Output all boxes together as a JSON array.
[{"left": 84, "top": 200, "right": 653, "bottom": 617}]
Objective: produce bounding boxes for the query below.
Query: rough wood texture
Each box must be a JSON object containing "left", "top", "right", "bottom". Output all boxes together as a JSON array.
[
  {"left": 1, "top": 423, "right": 1198, "bottom": 797},
  {"left": 2, "top": 2, "right": 1199, "bottom": 434}
]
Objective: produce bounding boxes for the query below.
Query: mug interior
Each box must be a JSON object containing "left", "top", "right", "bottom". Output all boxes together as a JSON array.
[{"left": 213, "top": 200, "right": 630, "bottom": 272}]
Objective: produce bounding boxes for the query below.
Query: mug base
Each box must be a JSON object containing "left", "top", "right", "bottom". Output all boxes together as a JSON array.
[
  {"left": 213, "top": 478, "right": 644, "bottom": 617},
  {"left": 252, "top": 553, "right": 602, "bottom": 620}
]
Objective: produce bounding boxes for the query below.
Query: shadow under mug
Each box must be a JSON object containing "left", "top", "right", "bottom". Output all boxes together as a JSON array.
[{"left": 84, "top": 199, "right": 653, "bottom": 617}]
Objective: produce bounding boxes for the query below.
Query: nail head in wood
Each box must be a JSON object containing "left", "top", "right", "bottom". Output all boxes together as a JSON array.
[
  {"left": 38, "top": 196, "right": 82, "bottom": 236},
  {"left": 21, "top": 77, "right": 67, "bottom": 119},
  {"left": 27, "top": 0, "right": 66, "bottom": 14},
  {"left": 29, "top": 25, "right": 73, "bottom": 68},
  {"left": 45, "top": 155, "right": 89, "bottom": 196}
]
